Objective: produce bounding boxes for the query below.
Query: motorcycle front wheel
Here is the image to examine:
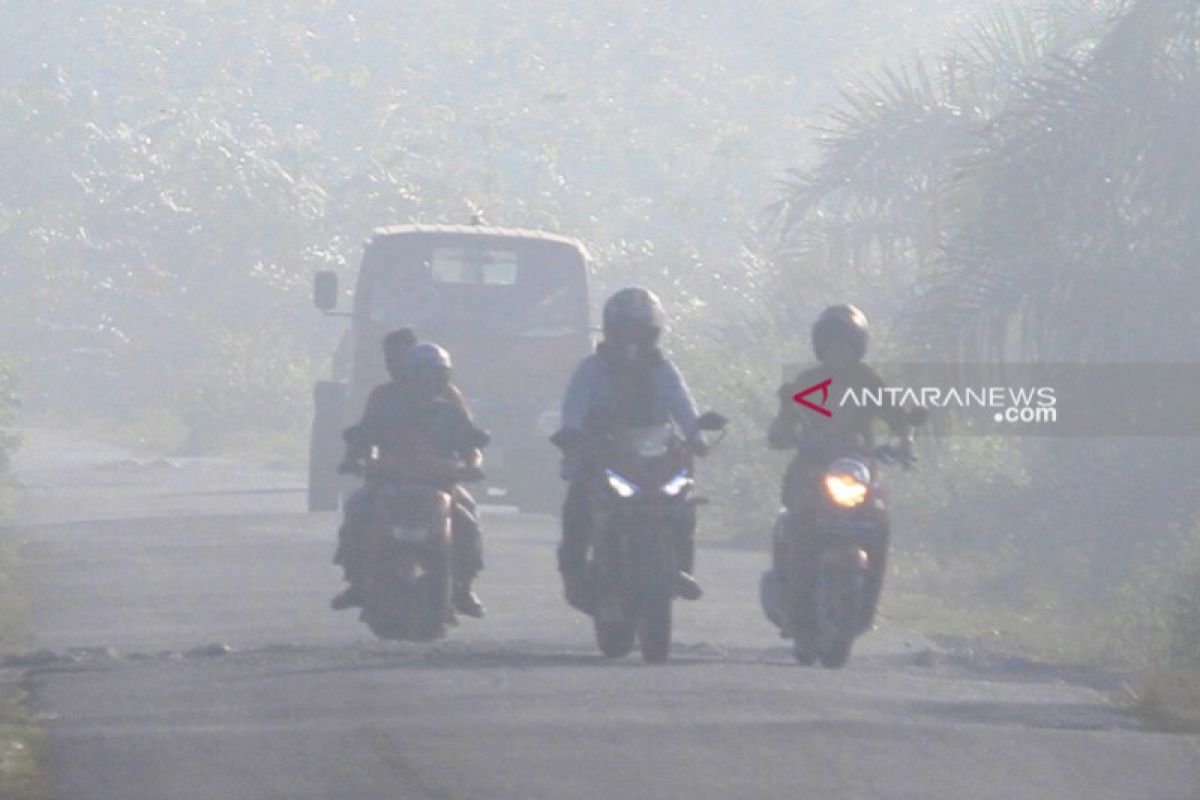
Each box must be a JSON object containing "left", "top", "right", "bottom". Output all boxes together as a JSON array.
[
  {"left": 818, "top": 636, "right": 853, "bottom": 668},
  {"left": 594, "top": 619, "right": 636, "bottom": 658},
  {"left": 637, "top": 535, "right": 675, "bottom": 664},
  {"left": 638, "top": 591, "right": 672, "bottom": 664},
  {"left": 814, "top": 565, "right": 864, "bottom": 669},
  {"left": 790, "top": 576, "right": 817, "bottom": 665}
]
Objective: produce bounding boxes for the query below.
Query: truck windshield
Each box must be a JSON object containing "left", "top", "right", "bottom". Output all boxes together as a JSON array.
[
  {"left": 430, "top": 247, "right": 519, "bottom": 285},
  {"left": 360, "top": 238, "right": 586, "bottom": 338}
]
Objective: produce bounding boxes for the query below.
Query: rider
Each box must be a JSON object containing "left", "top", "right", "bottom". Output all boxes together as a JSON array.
[
  {"left": 555, "top": 287, "right": 707, "bottom": 612},
  {"left": 332, "top": 334, "right": 488, "bottom": 617},
  {"left": 765, "top": 304, "right": 913, "bottom": 630}
]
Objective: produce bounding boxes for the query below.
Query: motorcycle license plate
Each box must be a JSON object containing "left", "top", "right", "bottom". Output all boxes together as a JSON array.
[
  {"left": 389, "top": 525, "right": 427, "bottom": 543},
  {"left": 823, "top": 519, "right": 872, "bottom": 538}
]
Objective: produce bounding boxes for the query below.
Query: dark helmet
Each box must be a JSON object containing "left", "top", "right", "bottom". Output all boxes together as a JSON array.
[
  {"left": 812, "top": 304, "right": 870, "bottom": 362},
  {"left": 404, "top": 342, "right": 453, "bottom": 393},
  {"left": 383, "top": 327, "right": 418, "bottom": 357},
  {"left": 603, "top": 287, "right": 666, "bottom": 346},
  {"left": 383, "top": 328, "right": 419, "bottom": 378}
]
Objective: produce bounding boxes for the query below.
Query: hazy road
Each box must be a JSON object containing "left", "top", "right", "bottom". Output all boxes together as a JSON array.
[{"left": 7, "top": 431, "right": 1199, "bottom": 799}]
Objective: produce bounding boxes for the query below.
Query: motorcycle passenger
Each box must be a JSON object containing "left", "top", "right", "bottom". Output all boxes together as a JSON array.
[
  {"left": 555, "top": 287, "right": 708, "bottom": 612},
  {"left": 765, "top": 304, "right": 913, "bottom": 630},
  {"left": 332, "top": 335, "right": 488, "bottom": 618}
]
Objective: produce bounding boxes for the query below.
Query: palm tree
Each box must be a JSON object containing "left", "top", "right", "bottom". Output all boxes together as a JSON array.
[
  {"left": 774, "top": 2, "right": 1114, "bottom": 353},
  {"left": 913, "top": 0, "right": 1200, "bottom": 361}
]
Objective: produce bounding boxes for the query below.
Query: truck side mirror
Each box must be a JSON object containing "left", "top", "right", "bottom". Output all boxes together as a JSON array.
[{"left": 314, "top": 270, "right": 339, "bottom": 311}]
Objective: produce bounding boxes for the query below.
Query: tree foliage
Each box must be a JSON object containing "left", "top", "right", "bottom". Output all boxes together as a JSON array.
[
  {"left": 0, "top": 0, "right": 995, "bottom": 446},
  {"left": 0, "top": 360, "right": 17, "bottom": 485}
]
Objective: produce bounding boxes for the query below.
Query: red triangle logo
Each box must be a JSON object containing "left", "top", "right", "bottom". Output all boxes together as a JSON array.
[{"left": 793, "top": 378, "right": 833, "bottom": 418}]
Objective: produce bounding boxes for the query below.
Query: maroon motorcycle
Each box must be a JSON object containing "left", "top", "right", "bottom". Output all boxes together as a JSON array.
[
  {"left": 354, "top": 453, "right": 482, "bottom": 642},
  {"left": 762, "top": 409, "right": 924, "bottom": 667}
]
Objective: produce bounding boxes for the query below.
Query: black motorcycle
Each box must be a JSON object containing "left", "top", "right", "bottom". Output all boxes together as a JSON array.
[{"left": 554, "top": 411, "right": 726, "bottom": 663}]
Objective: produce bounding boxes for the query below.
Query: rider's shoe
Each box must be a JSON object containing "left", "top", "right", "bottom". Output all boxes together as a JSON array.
[
  {"left": 330, "top": 585, "right": 363, "bottom": 611},
  {"left": 675, "top": 571, "right": 704, "bottom": 601},
  {"left": 453, "top": 586, "right": 486, "bottom": 618}
]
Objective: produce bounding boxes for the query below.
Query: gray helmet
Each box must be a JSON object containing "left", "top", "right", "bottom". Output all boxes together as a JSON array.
[
  {"left": 812, "top": 304, "right": 870, "bottom": 362},
  {"left": 603, "top": 287, "right": 666, "bottom": 345},
  {"left": 404, "top": 342, "right": 452, "bottom": 375}
]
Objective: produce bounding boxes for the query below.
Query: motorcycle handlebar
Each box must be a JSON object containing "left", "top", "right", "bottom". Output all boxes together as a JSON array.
[
  {"left": 794, "top": 435, "right": 916, "bottom": 470},
  {"left": 550, "top": 411, "right": 728, "bottom": 456},
  {"left": 358, "top": 455, "right": 485, "bottom": 484}
]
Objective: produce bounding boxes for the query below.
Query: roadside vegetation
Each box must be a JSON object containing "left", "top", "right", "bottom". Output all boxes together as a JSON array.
[
  {"left": 0, "top": 544, "right": 42, "bottom": 800},
  {"left": 0, "top": 0, "right": 1196, "bottom": 731},
  {"left": 0, "top": 362, "right": 44, "bottom": 799},
  {"left": 0, "top": 360, "right": 18, "bottom": 517}
]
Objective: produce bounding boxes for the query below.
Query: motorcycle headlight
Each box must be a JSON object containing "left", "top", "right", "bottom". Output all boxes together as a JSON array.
[
  {"left": 823, "top": 458, "right": 871, "bottom": 508},
  {"left": 605, "top": 469, "right": 639, "bottom": 498},
  {"left": 660, "top": 469, "right": 693, "bottom": 497}
]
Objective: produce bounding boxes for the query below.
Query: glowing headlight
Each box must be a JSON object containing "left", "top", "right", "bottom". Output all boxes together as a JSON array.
[
  {"left": 605, "top": 469, "right": 639, "bottom": 498},
  {"left": 823, "top": 458, "right": 871, "bottom": 508},
  {"left": 660, "top": 470, "right": 693, "bottom": 497}
]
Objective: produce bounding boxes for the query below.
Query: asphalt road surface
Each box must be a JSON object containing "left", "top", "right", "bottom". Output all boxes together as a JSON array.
[{"left": 6, "top": 430, "right": 1199, "bottom": 799}]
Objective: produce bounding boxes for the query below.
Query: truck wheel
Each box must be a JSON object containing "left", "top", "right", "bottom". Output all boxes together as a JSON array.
[{"left": 308, "top": 381, "right": 346, "bottom": 512}]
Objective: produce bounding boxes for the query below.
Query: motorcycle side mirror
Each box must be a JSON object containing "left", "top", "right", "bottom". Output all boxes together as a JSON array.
[
  {"left": 549, "top": 428, "right": 584, "bottom": 451},
  {"left": 314, "top": 270, "right": 339, "bottom": 311},
  {"left": 696, "top": 411, "right": 728, "bottom": 432},
  {"left": 906, "top": 407, "right": 929, "bottom": 427}
]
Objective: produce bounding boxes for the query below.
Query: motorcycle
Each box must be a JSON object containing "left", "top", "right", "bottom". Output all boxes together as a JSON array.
[
  {"left": 762, "top": 409, "right": 924, "bottom": 668},
  {"left": 554, "top": 411, "right": 727, "bottom": 663},
  {"left": 350, "top": 451, "right": 485, "bottom": 642}
]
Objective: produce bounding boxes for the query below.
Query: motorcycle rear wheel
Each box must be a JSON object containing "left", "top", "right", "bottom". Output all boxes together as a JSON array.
[
  {"left": 414, "top": 556, "right": 451, "bottom": 642},
  {"left": 595, "top": 619, "right": 636, "bottom": 658}
]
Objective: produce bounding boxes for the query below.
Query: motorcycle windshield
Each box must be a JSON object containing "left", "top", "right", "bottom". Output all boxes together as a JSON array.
[{"left": 617, "top": 424, "right": 675, "bottom": 460}]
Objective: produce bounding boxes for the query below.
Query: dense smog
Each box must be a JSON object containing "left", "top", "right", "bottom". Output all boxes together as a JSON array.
[{"left": 1, "top": 2, "right": 1198, "bottom": 798}]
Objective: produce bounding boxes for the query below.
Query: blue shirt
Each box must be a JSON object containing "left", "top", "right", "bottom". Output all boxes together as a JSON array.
[{"left": 560, "top": 350, "right": 700, "bottom": 437}]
